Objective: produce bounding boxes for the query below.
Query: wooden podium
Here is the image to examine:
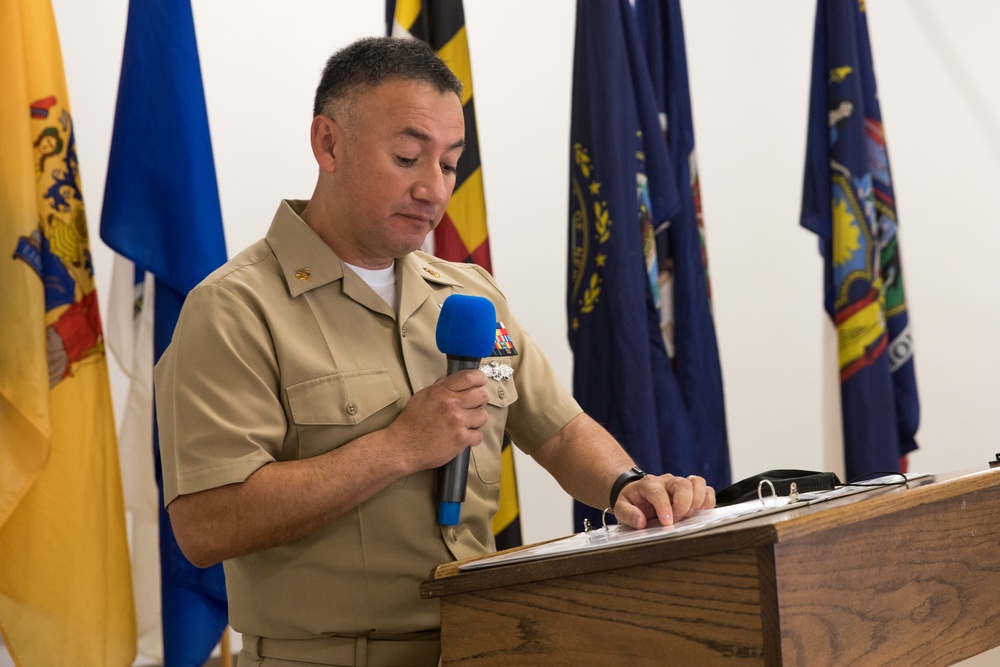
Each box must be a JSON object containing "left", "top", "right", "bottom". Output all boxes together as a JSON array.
[{"left": 422, "top": 467, "right": 1000, "bottom": 666}]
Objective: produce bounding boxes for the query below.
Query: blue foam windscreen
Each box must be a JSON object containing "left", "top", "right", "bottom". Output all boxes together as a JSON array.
[{"left": 435, "top": 294, "right": 496, "bottom": 358}]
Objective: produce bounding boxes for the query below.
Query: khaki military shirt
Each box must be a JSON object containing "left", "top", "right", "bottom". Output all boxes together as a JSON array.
[{"left": 155, "top": 200, "right": 582, "bottom": 639}]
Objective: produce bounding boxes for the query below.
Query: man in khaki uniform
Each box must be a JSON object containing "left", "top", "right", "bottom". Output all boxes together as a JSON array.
[{"left": 155, "top": 37, "right": 715, "bottom": 667}]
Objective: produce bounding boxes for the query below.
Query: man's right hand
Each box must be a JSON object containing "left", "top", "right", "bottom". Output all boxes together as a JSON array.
[{"left": 387, "top": 369, "right": 490, "bottom": 472}]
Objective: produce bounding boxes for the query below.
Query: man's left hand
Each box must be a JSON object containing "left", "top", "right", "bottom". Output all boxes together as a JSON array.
[{"left": 613, "top": 474, "right": 716, "bottom": 529}]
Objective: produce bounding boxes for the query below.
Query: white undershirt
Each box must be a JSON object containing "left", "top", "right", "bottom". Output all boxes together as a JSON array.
[{"left": 344, "top": 261, "right": 398, "bottom": 312}]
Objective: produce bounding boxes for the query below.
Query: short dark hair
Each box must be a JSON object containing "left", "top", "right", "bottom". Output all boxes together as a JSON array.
[{"left": 312, "top": 37, "right": 462, "bottom": 119}]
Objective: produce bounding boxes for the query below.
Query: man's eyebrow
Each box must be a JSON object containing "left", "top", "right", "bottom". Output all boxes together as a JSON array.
[{"left": 399, "top": 126, "right": 465, "bottom": 151}]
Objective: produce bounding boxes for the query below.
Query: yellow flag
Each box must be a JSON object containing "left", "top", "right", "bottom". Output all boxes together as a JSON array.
[{"left": 0, "top": 1, "right": 136, "bottom": 664}]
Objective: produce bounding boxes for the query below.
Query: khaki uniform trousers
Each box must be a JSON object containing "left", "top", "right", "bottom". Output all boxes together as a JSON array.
[{"left": 238, "top": 631, "right": 441, "bottom": 667}]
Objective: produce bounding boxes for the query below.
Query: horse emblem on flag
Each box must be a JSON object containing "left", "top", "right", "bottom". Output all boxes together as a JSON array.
[{"left": 12, "top": 96, "right": 105, "bottom": 387}]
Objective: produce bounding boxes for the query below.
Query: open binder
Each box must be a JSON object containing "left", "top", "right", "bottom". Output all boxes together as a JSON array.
[{"left": 460, "top": 471, "right": 929, "bottom": 572}]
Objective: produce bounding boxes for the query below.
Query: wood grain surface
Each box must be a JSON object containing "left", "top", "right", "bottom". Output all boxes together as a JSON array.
[
  {"left": 429, "top": 469, "right": 1000, "bottom": 666},
  {"left": 440, "top": 548, "right": 768, "bottom": 666},
  {"left": 772, "top": 480, "right": 1000, "bottom": 666}
]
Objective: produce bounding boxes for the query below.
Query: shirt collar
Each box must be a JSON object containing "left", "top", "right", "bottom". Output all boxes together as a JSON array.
[
  {"left": 266, "top": 199, "right": 344, "bottom": 298},
  {"left": 266, "top": 200, "right": 467, "bottom": 304}
]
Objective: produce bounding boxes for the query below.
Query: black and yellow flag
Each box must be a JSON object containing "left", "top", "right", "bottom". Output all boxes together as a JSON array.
[{"left": 389, "top": 0, "right": 522, "bottom": 550}]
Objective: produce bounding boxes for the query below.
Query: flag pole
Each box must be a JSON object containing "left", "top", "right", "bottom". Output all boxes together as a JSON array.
[{"left": 219, "top": 626, "right": 231, "bottom": 667}]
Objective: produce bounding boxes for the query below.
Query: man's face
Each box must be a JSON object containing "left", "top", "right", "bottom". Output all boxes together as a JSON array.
[{"left": 333, "top": 78, "right": 465, "bottom": 267}]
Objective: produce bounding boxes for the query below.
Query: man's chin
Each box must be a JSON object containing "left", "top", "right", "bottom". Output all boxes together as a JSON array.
[
  {"left": 389, "top": 236, "right": 432, "bottom": 259},
  {"left": 403, "top": 228, "right": 435, "bottom": 254},
  {"left": 384, "top": 219, "right": 437, "bottom": 257}
]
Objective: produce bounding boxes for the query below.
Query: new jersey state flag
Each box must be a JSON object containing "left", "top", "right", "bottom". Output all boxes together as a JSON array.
[
  {"left": 100, "top": 1, "right": 228, "bottom": 665},
  {"left": 0, "top": 1, "right": 136, "bottom": 664},
  {"left": 800, "top": 0, "right": 919, "bottom": 479},
  {"left": 569, "top": 0, "right": 707, "bottom": 531}
]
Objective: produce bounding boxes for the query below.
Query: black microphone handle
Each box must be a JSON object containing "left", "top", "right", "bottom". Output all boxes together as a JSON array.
[
  {"left": 437, "top": 355, "right": 482, "bottom": 515},
  {"left": 438, "top": 448, "right": 471, "bottom": 505},
  {"left": 445, "top": 355, "right": 481, "bottom": 376}
]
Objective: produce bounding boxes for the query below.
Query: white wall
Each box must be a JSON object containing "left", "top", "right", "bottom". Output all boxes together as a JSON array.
[
  {"left": 51, "top": 0, "right": 1000, "bottom": 540},
  {"left": 22, "top": 0, "right": 1000, "bottom": 665}
]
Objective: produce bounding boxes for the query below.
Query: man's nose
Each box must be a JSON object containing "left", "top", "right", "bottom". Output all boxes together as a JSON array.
[{"left": 413, "top": 164, "right": 452, "bottom": 205}]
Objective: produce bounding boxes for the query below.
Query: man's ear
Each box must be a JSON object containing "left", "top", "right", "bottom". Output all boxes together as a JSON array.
[{"left": 310, "top": 115, "right": 339, "bottom": 173}]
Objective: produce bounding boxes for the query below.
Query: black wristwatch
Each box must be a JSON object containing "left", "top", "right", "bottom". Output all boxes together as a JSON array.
[{"left": 609, "top": 466, "right": 646, "bottom": 508}]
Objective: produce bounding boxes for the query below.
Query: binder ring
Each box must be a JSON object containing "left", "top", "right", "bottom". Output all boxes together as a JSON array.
[
  {"left": 757, "top": 479, "right": 777, "bottom": 505},
  {"left": 601, "top": 507, "right": 613, "bottom": 530}
]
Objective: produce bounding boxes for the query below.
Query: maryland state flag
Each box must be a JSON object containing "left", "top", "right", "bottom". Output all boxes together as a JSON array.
[
  {"left": 390, "top": 0, "right": 522, "bottom": 550},
  {"left": 100, "top": 1, "right": 228, "bottom": 665},
  {"left": 571, "top": 0, "right": 724, "bottom": 531},
  {"left": 389, "top": 0, "right": 491, "bottom": 269},
  {"left": 635, "top": 0, "right": 731, "bottom": 490},
  {"left": 800, "top": 0, "right": 919, "bottom": 479},
  {"left": 0, "top": 1, "right": 136, "bottom": 664}
]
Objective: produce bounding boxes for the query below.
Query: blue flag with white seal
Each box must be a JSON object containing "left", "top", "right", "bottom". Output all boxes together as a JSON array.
[
  {"left": 100, "top": 0, "right": 229, "bottom": 664},
  {"left": 800, "top": 0, "right": 919, "bottom": 479}
]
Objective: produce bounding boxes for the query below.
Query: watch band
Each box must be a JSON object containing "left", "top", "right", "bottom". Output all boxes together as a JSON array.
[{"left": 609, "top": 466, "right": 646, "bottom": 508}]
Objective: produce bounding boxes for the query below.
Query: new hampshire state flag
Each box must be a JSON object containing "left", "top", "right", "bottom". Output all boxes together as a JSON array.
[
  {"left": 0, "top": 1, "right": 135, "bottom": 664},
  {"left": 569, "top": 0, "right": 708, "bottom": 530},
  {"left": 100, "top": 1, "right": 228, "bottom": 665},
  {"left": 800, "top": 0, "right": 919, "bottom": 479}
]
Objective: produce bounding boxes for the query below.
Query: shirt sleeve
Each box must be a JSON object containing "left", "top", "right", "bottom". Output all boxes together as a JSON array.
[
  {"left": 502, "top": 312, "right": 583, "bottom": 454},
  {"left": 154, "top": 282, "right": 283, "bottom": 505},
  {"left": 461, "top": 264, "right": 583, "bottom": 454}
]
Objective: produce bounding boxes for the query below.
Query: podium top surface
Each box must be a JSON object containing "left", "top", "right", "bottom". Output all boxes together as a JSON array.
[{"left": 422, "top": 466, "right": 1000, "bottom": 599}]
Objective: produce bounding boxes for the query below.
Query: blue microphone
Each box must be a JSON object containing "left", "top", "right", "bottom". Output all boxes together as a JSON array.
[{"left": 434, "top": 294, "right": 497, "bottom": 525}]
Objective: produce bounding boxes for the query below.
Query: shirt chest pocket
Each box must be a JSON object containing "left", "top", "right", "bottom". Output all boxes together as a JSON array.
[
  {"left": 285, "top": 370, "right": 401, "bottom": 459},
  {"left": 470, "top": 378, "right": 519, "bottom": 485}
]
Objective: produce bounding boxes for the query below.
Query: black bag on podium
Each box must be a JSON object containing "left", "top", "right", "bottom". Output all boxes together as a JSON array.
[{"left": 715, "top": 469, "right": 842, "bottom": 507}]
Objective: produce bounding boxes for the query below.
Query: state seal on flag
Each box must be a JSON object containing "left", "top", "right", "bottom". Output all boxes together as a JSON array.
[
  {"left": 11, "top": 96, "right": 105, "bottom": 387},
  {"left": 569, "top": 142, "right": 612, "bottom": 331}
]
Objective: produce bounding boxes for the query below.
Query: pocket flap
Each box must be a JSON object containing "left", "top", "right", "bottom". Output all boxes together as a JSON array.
[
  {"left": 484, "top": 376, "right": 518, "bottom": 408},
  {"left": 287, "top": 370, "right": 399, "bottom": 425}
]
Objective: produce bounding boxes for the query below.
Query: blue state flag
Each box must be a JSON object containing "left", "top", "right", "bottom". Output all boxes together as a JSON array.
[
  {"left": 800, "top": 0, "right": 919, "bottom": 479},
  {"left": 100, "top": 1, "right": 229, "bottom": 665},
  {"left": 636, "top": 0, "right": 731, "bottom": 490},
  {"left": 569, "top": 0, "right": 702, "bottom": 530}
]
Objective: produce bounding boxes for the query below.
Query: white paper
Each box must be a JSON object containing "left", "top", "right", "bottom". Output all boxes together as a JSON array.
[{"left": 460, "top": 472, "right": 929, "bottom": 572}]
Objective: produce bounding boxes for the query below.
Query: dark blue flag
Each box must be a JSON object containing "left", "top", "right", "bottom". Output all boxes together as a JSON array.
[
  {"left": 100, "top": 0, "right": 229, "bottom": 664},
  {"left": 636, "top": 0, "right": 731, "bottom": 491},
  {"left": 800, "top": 0, "right": 919, "bottom": 480},
  {"left": 569, "top": 0, "right": 703, "bottom": 531}
]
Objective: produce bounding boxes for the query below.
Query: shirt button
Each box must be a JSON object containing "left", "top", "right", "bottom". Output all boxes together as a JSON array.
[
  {"left": 498, "top": 388, "right": 506, "bottom": 400},
  {"left": 346, "top": 402, "right": 357, "bottom": 415},
  {"left": 451, "top": 528, "right": 458, "bottom": 542},
  {"left": 401, "top": 326, "right": 407, "bottom": 337}
]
